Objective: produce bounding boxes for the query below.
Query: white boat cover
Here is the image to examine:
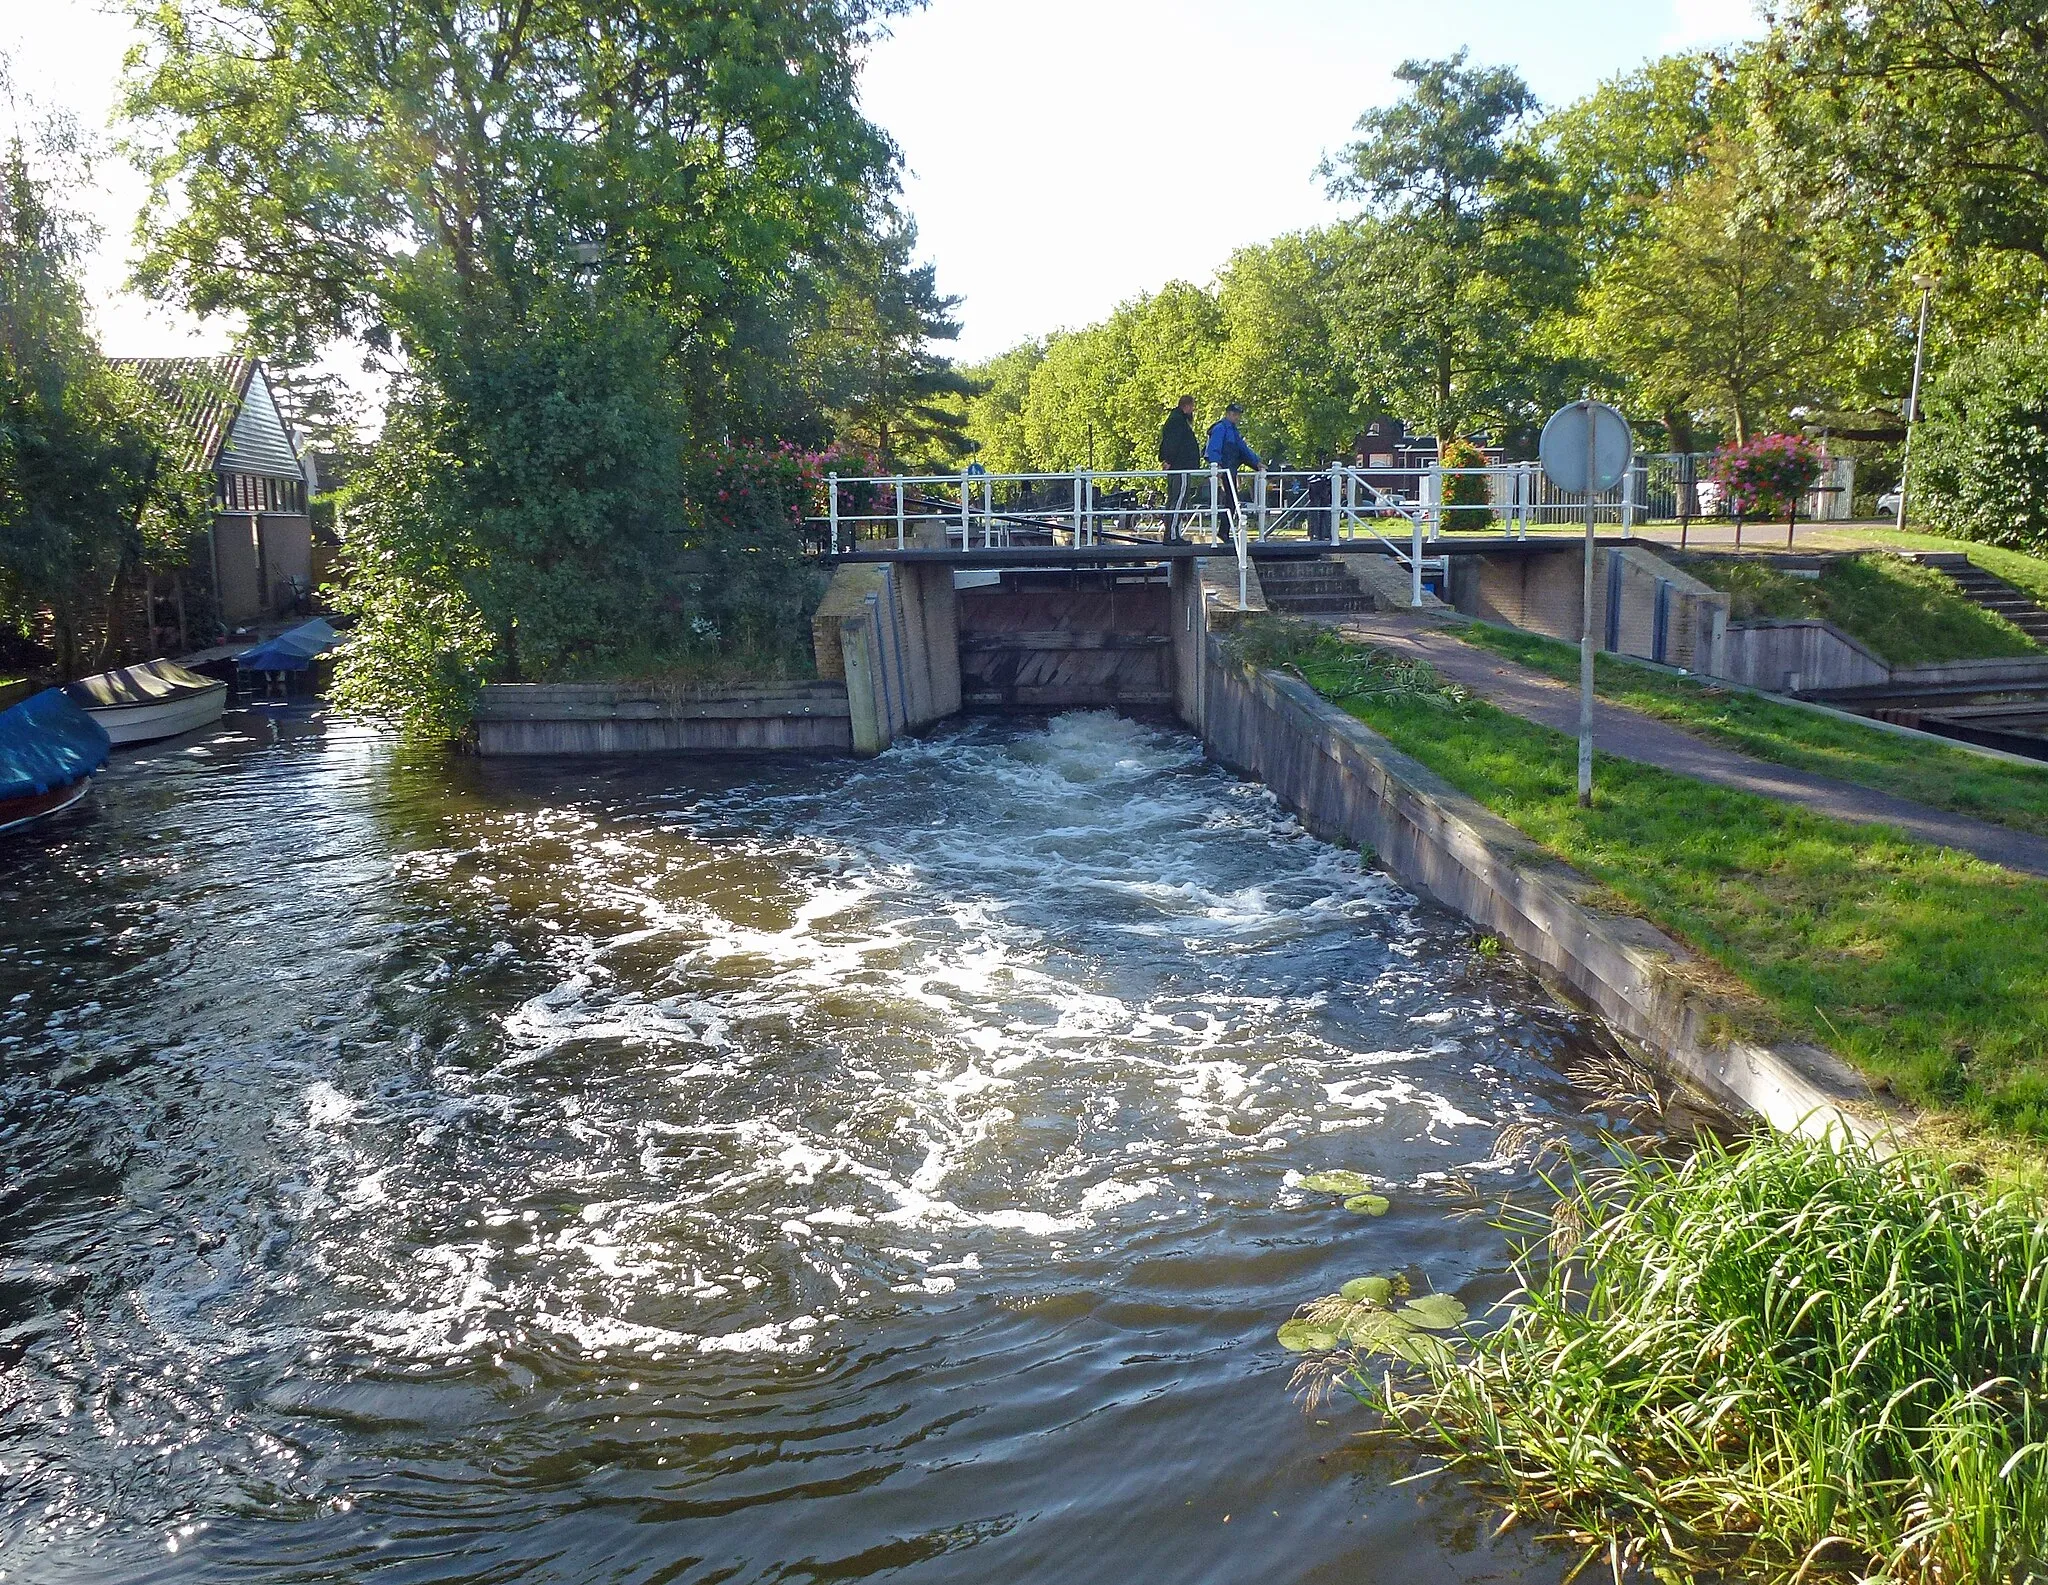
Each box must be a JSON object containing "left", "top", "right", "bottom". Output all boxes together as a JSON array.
[{"left": 64, "top": 659, "right": 226, "bottom": 710}]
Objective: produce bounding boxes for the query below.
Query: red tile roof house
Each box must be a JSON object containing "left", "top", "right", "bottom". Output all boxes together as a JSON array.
[{"left": 110, "top": 357, "right": 318, "bottom": 633}]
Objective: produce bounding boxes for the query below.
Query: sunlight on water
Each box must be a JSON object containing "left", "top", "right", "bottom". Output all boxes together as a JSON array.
[{"left": 0, "top": 707, "right": 1619, "bottom": 1583}]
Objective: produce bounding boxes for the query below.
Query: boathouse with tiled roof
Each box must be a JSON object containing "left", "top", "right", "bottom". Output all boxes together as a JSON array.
[{"left": 109, "top": 357, "right": 315, "bottom": 627}]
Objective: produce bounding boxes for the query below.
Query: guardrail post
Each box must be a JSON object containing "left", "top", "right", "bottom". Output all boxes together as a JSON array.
[
  {"left": 1411, "top": 508, "right": 1424, "bottom": 608},
  {"left": 1328, "top": 463, "right": 1341, "bottom": 544},
  {"left": 1255, "top": 468, "right": 1268, "bottom": 542},
  {"left": 827, "top": 472, "right": 840, "bottom": 553},
  {"left": 959, "top": 470, "right": 971, "bottom": 549},
  {"left": 1622, "top": 458, "right": 1638, "bottom": 539},
  {"left": 895, "top": 478, "right": 906, "bottom": 550}
]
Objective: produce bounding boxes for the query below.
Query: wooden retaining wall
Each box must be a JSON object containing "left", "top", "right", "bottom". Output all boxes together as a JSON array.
[{"left": 474, "top": 681, "right": 853, "bottom": 756}]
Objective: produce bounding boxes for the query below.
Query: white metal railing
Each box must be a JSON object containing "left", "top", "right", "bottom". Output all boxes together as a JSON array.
[{"left": 816, "top": 464, "right": 1618, "bottom": 608}]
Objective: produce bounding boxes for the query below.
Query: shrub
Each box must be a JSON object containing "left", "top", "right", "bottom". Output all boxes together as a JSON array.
[
  {"left": 1920, "top": 321, "right": 2048, "bottom": 552},
  {"left": 1338, "top": 1131, "right": 2048, "bottom": 1583},
  {"left": 1708, "top": 433, "right": 1823, "bottom": 522},
  {"left": 1438, "top": 438, "right": 1495, "bottom": 530}
]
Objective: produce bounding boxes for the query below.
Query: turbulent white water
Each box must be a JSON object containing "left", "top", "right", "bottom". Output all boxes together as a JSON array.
[{"left": 0, "top": 707, "right": 1616, "bottom": 1583}]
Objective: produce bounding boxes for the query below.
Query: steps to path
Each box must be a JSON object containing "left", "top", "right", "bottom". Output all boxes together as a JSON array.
[
  {"left": 1910, "top": 551, "right": 2048, "bottom": 646},
  {"left": 1255, "top": 556, "right": 1371, "bottom": 616}
]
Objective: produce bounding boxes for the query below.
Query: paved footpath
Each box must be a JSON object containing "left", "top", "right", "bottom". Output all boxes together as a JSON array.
[{"left": 1328, "top": 610, "right": 2048, "bottom": 878}]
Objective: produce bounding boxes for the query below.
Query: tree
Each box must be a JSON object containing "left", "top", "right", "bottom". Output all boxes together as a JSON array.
[
  {"left": 1918, "top": 321, "right": 2048, "bottom": 553},
  {"left": 1212, "top": 231, "right": 1359, "bottom": 466},
  {"left": 815, "top": 217, "right": 975, "bottom": 471},
  {"left": 1581, "top": 132, "right": 1854, "bottom": 446},
  {"left": 1321, "top": 51, "right": 1579, "bottom": 444},
  {"left": 123, "top": 0, "right": 921, "bottom": 730},
  {"left": 1760, "top": 2, "right": 2048, "bottom": 270},
  {"left": 1541, "top": 52, "right": 1737, "bottom": 260},
  {"left": 0, "top": 102, "right": 211, "bottom": 675},
  {"left": 123, "top": 0, "right": 901, "bottom": 408},
  {"left": 955, "top": 341, "right": 1044, "bottom": 474}
]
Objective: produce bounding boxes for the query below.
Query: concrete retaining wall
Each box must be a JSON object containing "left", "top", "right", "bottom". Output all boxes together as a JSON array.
[
  {"left": 1450, "top": 543, "right": 1728, "bottom": 674},
  {"left": 475, "top": 681, "right": 853, "bottom": 755},
  {"left": 1716, "top": 618, "right": 1890, "bottom": 694},
  {"left": 811, "top": 561, "right": 961, "bottom": 754},
  {"left": 1198, "top": 644, "right": 1879, "bottom": 1137}
]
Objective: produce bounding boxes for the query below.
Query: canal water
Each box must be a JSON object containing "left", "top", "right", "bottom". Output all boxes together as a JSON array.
[{"left": 0, "top": 706, "right": 1623, "bottom": 1583}]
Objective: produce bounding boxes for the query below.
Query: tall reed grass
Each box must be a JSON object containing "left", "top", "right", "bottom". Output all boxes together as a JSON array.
[{"left": 1359, "top": 1133, "right": 2048, "bottom": 1582}]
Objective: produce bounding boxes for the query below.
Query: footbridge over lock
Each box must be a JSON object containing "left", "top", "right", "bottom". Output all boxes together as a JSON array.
[{"left": 474, "top": 467, "right": 1731, "bottom": 756}]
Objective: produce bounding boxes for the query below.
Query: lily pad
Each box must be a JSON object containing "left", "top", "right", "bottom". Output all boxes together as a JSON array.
[
  {"left": 1276, "top": 1318, "right": 1341, "bottom": 1353},
  {"left": 1339, "top": 1275, "right": 1395, "bottom": 1306},
  {"left": 1343, "top": 1193, "right": 1391, "bottom": 1216},
  {"left": 1299, "top": 1170, "right": 1372, "bottom": 1195},
  {"left": 1400, "top": 1293, "right": 1469, "bottom": 1330}
]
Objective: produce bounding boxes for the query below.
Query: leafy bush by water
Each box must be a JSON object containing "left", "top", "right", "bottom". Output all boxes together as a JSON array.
[
  {"left": 1223, "top": 616, "right": 1470, "bottom": 709},
  {"left": 1347, "top": 1132, "right": 2048, "bottom": 1583},
  {"left": 1921, "top": 322, "right": 2048, "bottom": 556}
]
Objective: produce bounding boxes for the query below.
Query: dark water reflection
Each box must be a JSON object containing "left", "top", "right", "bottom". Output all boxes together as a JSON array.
[{"left": 0, "top": 706, "right": 1618, "bottom": 1582}]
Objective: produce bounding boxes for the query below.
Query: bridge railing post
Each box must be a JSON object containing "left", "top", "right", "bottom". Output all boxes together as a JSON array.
[
  {"left": 1412, "top": 506, "right": 1425, "bottom": 608},
  {"left": 827, "top": 472, "right": 840, "bottom": 553},
  {"left": 960, "top": 470, "right": 971, "bottom": 549},
  {"left": 1209, "top": 467, "right": 1219, "bottom": 545},
  {"left": 1255, "top": 469, "right": 1269, "bottom": 542},
  {"left": 1328, "top": 463, "right": 1341, "bottom": 544},
  {"left": 895, "top": 478, "right": 906, "bottom": 550}
]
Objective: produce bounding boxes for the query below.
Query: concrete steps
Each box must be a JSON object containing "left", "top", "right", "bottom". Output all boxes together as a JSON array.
[
  {"left": 1256, "top": 557, "right": 1371, "bottom": 616},
  {"left": 1911, "top": 551, "right": 2048, "bottom": 645}
]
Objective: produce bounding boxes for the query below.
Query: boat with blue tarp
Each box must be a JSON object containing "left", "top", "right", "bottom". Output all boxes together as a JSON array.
[
  {"left": 237, "top": 618, "right": 340, "bottom": 674},
  {"left": 0, "top": 689, "right": 111, "bottom": 832}
]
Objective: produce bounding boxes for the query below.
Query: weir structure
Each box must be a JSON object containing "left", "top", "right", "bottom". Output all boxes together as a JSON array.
[
  {"left": 471, "top": 468, "right": 1877, "bottom": 1137},
  {"left": 474, "top": 464, "right": 1734, "bottom": 755}
]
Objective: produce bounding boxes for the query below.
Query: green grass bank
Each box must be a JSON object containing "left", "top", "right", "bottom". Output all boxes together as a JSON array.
[
  {"left": 1676, "top": 550, "right": 2036, "bottom": 665},
  {"left": 1451, "top": 621, "right": 2048, "bottom": 838},
  {"left": 1231, "top": 622, "right": 2048, "bottom": 1140}
]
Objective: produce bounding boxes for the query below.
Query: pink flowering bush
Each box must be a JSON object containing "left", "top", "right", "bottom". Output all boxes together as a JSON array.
[{"left": 1709, "top": 435, "right": 1823, "bottom": 521}]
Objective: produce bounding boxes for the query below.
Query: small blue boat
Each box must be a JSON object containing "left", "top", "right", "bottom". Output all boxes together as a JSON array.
[
  {"left": 237, "top": 618, "right": 341, "bottom": 674},
  {"left": 0, "top": 689, "right": 112, "bottom": 833}
]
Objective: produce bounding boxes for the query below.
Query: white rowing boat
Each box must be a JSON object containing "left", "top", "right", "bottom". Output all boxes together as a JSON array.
[{"left": 63, "top": 660, "right": 228, "bottom": 746}]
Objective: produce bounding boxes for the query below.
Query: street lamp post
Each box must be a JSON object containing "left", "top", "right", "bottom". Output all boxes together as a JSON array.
[{"left": 1895, "top": 273, "right": 1938, "bottom": 532}]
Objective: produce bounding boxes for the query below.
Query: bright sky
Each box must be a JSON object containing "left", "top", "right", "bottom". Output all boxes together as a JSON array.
[{"left": 4, "top": 0, "right": 1763, "bottom": 378}]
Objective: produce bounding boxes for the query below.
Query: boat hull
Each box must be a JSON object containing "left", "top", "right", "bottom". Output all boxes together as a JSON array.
[
  {"left": 87, "top": 683, "right": 229, "bottom": 746},
  {"left": 0, "top": 777, "right": 92, "bottom": 834}
]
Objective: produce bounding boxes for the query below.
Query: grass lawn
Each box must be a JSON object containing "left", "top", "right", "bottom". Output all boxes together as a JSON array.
[
  {"left": 1673, "top": 549, "right": 2036, "bottom": 664},
  {"left": 1644, "top": 520, "right": 2048, "bottom": 609},
  {"left": 1450, "top": 620, "right": 2048, "bottom": 838},
  {"left": 1262, "top": 629, "right": 2048, "bottom": 1141}
]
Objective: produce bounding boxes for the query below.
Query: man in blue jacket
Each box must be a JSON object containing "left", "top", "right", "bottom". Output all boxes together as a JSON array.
[{"left": 1204, "top": 402, "right": 1262, "bottom": 545}]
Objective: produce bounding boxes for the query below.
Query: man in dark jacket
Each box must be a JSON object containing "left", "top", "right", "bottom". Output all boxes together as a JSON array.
[
  {"left": 1158, "top": 396, "right": 1202, "bottom": 541},
  {"left": 1204, "top": 402, "right": 1262, "bottom": 545}
]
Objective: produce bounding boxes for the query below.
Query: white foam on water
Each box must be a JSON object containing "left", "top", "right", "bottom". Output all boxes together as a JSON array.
[{"left": 250, "top": 711, "right": 1581, "bottom": 1371}]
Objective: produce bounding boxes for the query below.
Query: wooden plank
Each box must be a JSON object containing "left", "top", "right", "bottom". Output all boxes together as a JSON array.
[{"left": 957, "top": 632, "right": 1172, "bottom": 653}]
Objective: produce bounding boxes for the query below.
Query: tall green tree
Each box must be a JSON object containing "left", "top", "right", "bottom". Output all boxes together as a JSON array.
[
  {"left": 816, "top": 217, "right": 974, "bottom": 470},
  {"left": 123, "top": 0, "right": 917, "bottom": 730},
  {"left": 1, "top": 106, "right": 210, "bottom": 674},
  {"left": 1761, "top": 2, "right": 2048, "bottom": 270},
  {"left": 1321, "top": 51, "right": 1579, "bottom": 445},
  {"left": 1582, "top": 131, "right": 1854, "bottom": 446},
  {"left": 955, "top": 341, "right": 1044, "bottom": 474},
  {"left": 123, "top": 0, "right": 902, "bottom": 415},
  {"left": 1541, "top": 52, "right": 1737, "bottom": 260}
]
